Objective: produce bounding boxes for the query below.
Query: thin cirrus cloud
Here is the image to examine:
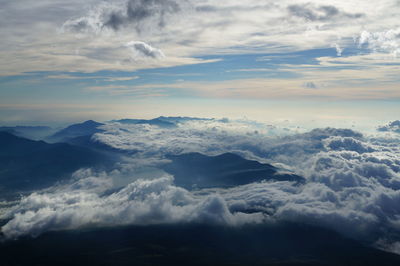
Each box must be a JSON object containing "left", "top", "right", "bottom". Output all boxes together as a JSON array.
[
  {"left": 1, "top": 0, "right": 400, "bottom": 75},
  {"left": 121, "top": 76, "right": 400, "bottom": 100},
  {"left": 0, "top": 0, "right": 399, "bottom": 120}
]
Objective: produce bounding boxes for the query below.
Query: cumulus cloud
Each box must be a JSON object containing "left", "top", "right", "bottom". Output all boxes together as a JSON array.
[
  {"left": 1, "top": 119, "right": 400, "bottom": 253},
  {"left": 1, "top": 173, "right": 264, "bottom": 239},
  {"left": 378, "top": 120, "right": 400, "bottom": 133},
  {"left": 125, "top": 41, "right": 165, "bottom": 59},
  {"left": 358, "top": 28, "right": 400, "bottom": 56},
  {"left": 332, "top": 42, "right": 343, "bottom": 56},
  {"left": 324, "top": 136, "right": 375, "bottom": 153},
  {"left": 93, "top": 121, "right": 400, "bottom": 243}
]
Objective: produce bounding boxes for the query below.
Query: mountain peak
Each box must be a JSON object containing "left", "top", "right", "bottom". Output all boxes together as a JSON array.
[
  {"left": 82, "top": 120, "right": 102, "bottom": 125},
  {"left": 47, "top": 120, "right": 105, "bottom": 143}
]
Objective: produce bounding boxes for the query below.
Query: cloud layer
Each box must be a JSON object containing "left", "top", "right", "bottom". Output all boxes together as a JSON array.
[
  {"left": 1, "top": 0, "right": 400, "bottom": 74},
  {"left": 2, "top": 119, "right": 400, "bottom": 253},
  {"left": 63, "top": 0, "right": 184, "bottom": 33}
]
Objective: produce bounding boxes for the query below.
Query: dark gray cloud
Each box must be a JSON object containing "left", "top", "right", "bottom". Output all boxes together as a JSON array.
[
  {"left": 288, "top": 3, "right": 364, "bottom": 21},
  {"left": 63, "top": 0, "right": 184, "bottom": 33},
  {"left": 303, "top": 81, "right": 317, "bottom": 89},
  {"left": 195, "top": 5, "right": 217, "bottom": 13},
  {"left": 105, "top": 0, "right": 181, "bottom": 30}
]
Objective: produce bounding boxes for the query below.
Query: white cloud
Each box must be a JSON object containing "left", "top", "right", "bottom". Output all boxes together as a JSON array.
[
  {"left": 2, "top": 119, "right": 400, "bottom": 253},
  {"left": 358, "top": 28, "right": 400, "bottom": 56},
  {"left": 125, "top": 41, "right": 165, "bottom": 60},
  {"left": 1, "top": 174, "right": 264, "bottom": 239},
  {"left": 331, "top": 42, "right": 343, "bottom": 56},
  {"left": 378, "top": 120, "right": 400, "bottom": 133},
  {"left": 1, "top": 0, "right": 399, "bottom": 74}
]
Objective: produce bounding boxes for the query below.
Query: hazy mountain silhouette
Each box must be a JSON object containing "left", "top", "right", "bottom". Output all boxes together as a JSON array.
[
  {"left": 113, "top": 117, "right": 177, "bottom": 128},
  {"left": 162, "top": 152, "right": 304, "bottom": 189},
  {"left": 0, "top": 132, "right": 109, "bottom": 197},
  {"left": 113, "top": 116, "right": 213, "bottom": 128},
  {"left": 0, "top": 126, "right": 53, "bottom": 140},
  {"left": 65, "top": 134, "right": 134, "bottom": 155},
  {"left": 46, "top": 120, "right": 104, "bottom": 143}
]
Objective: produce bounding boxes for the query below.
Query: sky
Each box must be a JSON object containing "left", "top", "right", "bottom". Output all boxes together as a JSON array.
[{"left": 0, "top": 0, "right": 399, "bottom": 127}]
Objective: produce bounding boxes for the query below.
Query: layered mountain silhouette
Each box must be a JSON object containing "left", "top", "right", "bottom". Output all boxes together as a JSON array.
[
  {"left": 46, "top": 120, "right": 104, "bottom": 143},
  {"left": 162, "top": 152, "right": 304, "bottom": 189},
  {"left": 0, "top": 132, "right": 109, "bottom": 196},
  {"left": 0, "top": 126, "right": 53, "bottom": 140},
  {"left": 113, "top": 118, "right": 177, "bottom": 128},
  {"left": 65, "top": 134, "right": 128, "bottom": 154},
  {"left": 113, "top": 116, "right": 212, "bottom": 128}
]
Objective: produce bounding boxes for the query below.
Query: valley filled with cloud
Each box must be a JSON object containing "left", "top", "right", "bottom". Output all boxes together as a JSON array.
[{"left": 1, "top": 118, "right": 400, "bottom": 258}]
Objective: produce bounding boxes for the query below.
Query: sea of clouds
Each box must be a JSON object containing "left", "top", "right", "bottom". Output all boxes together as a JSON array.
[{"left": 1, "top": 119, "right": 400, "bottom": 253}]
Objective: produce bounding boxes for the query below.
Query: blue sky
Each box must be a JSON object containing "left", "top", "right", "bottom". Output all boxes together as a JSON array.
[{"left": 0, "top": 0, "right": 399, "bottom": 126}]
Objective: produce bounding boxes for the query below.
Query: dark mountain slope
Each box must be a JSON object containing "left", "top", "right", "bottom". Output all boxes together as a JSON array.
[
  {"left": 46, "top": 120, "right": 104, "bottom": 143},
  {"left": 162, "top": 152, "right": 304, "bottom": 189},
  {"left": 113, "top": 118, "right": 176, "bottom": 128},
  {"left": 0, "top": 132, "right": 109, "bottom": 194},
  {"left": 1, "top": 223, "right": 399, "bottom": 266},
  {"left": 0, "top": 126, "right": 53, "bottom": 140}
]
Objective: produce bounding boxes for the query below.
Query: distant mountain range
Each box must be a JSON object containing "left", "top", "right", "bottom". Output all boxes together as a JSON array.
[
  {"left": 0, "top": 131, "right": 304, "bottom": 200},
  {"left": 0, "top": 118, "right": 307, "bottom": 196},
  {"left": 46, "top": 120, "right": 105, "bottom": 143},
  {"left": 0, "top": 117, "right": 212, "bottom": 144},
  {"left": 0, "top": 132, "right": 111, "bottom": 198},
  {"left": 112, "top": 118, "right": 177, "bottom": 128},
  {"left": 111, "top": 116, "right": 212, "bottom": 128},
  {"left": 1, "top": 117, "right": 395, "bottom": 147},
  {"left": 0, "top": 126, "right": 54, "bottom": 140},
  {"left": 0, "top": 120, "right": 106, "bottom": 144}
]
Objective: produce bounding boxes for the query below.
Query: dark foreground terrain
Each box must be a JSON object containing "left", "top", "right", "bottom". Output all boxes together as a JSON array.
[{"left": 1, "top": 223, "right": 400, "bottom": 266}]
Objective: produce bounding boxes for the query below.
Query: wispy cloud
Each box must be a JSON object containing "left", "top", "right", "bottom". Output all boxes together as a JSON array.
[
  {"left": 46, "top": 74, "right": 139, "bottom": 81},
  {"left": 1, "top": 0, "right": 399, "bottom": 74}
]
